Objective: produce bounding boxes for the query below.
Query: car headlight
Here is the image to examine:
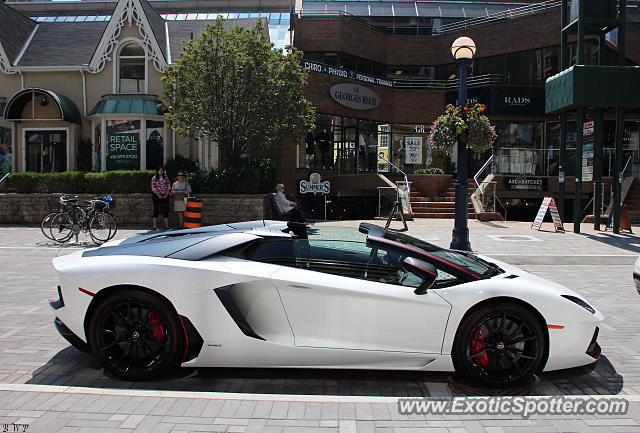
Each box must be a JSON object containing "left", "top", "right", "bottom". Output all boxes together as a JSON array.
[{"left": 561, "top": 295, "right": 595, "bottom": 314}]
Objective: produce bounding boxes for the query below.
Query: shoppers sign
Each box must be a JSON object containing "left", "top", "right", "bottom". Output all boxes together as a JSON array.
[
  {"left": 330, "top": 84, "right": 380, "bottom": 110},
  {"left": 404, "top": 137, "right": 422, "bottom": 164},
  {"left": 301, "top": 60, "right": 393, "bottom": 88},
  {"left": 106, "top": 132, "right": 139, "bottom": 170},
  {"left": 299, "top": 172, "right": 330, "bottom": 195}
]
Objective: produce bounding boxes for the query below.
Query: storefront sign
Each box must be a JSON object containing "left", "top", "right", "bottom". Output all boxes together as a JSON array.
[
  {"left": 445, "top": 87, "right": 544, "bottom": 116},
  {"left": 106, "top": 132, "right": 139, "bottom": 170},
  {"left": 330, "top": 84, "right": 380, "bottom": 110},
  {"left": 301, "top": 60, "right": 393, "bottom": 88},
  {"left": 404, "top": 137, "right": 422, "bottom": 164},
  {"left": 504, "top": 176, "right": 548, "bottom": 191},
  {"left": 299, "top": 172, "right": 330, "bottom": 194}
]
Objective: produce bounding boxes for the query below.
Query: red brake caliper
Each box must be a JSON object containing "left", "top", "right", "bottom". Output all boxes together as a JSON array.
[
  {"left": 148, "top": 311, "right": 167, "bottom": 344},
  {"left": 470, "top": 327, "right": 489, "bottom": 368}
]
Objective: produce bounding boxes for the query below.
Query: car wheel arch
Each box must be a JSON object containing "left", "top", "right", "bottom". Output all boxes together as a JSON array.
[
  {"left": 452, "top": 296, "right": 550, "bottom": 372},
  {"left": 83, "top": 284, "right": 177, "bottom": 338}
]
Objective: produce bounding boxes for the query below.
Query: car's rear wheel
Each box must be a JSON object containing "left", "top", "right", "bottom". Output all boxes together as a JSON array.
[
  {"left": 88, "top": 290, "right": 186, "bottom": 381},
  {"left": 452, "top": 303, "right": 545, "bottom": 388}
]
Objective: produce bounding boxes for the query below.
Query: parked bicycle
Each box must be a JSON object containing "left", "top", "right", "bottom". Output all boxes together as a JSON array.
[{"left": 41, "top": 195, "right": 117, "bottom": 244}]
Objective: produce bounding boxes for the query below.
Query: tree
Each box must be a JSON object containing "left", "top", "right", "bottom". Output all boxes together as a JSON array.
[{"left": 161, "top": 18, "right": 315, "bottom": 166}]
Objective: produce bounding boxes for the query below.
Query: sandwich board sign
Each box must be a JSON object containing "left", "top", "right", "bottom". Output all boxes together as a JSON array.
[{"left": 531, "top": 197, "right": 564, "bottom": 231}]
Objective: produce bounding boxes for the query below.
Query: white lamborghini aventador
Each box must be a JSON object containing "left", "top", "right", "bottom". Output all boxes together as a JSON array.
[{"left": 49, "top": 220, "right": 603, "bottom": 387}]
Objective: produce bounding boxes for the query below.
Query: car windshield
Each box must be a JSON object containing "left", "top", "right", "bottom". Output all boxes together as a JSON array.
[
  {"left": 306, "top": 226, "right": 498, "bottom": 278},
  {"left": 382, "top": 230, "right": 497, "bottom": 277}
]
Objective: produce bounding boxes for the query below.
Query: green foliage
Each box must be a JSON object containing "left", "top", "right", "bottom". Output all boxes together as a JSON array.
[
  {"left": 6, "top": 160, "right": 277, "bottom": 194},
  {"left": 164, "top": 155, "right": 200, "bottom": 180},
  {"left": 7, "top": 171, "right": 155, "bottom": 193},
  {"left": 414, "top": 167, "right": 444, "bottom": 174},
  {"left": 428, "top": 104, "right": 496, "bottom": 157},
  {"left": 190, "top": 158, "right": 279, "bottom": 194},
  {"left": 161, "top": 18, "right": 315, "bottom": 166}
]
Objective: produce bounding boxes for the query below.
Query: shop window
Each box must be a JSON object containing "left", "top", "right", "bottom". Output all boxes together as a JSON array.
[
  {"left": 0, "top": 125, "right": 12, "bottom": 175},
  {"left": 146, "top": 120, "right": 165, "bottom": 170},
  {"left": 118, "top": 42, "right": 146, "bottom": 93}
]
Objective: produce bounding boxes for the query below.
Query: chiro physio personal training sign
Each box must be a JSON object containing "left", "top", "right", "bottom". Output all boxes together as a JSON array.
[{"left": 330, "top": 84, "right": 380, "bottom": 110}]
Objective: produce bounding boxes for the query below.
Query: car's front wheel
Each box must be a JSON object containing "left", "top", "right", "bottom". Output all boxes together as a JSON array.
[
  {"left": 88, "top": 290, "right": 186, "bottom": 381},
  {"left": 452, "top": 302, "right": 546, "bottom": 388}
]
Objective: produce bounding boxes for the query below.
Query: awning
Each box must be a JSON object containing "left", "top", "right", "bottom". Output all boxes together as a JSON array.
[
  {"left": 3, "top": 88, "right": 82, "bottom": 124},
  {"left": 89, "top": 98, "right": 164, "bottom": 116}
]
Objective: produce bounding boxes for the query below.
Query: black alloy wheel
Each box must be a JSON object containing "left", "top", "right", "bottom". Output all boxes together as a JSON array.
[
  {"left": 452, "top": 303, "right": 545, "bottom": 388},
  {"left": 88, "top": 290, "right": 186, "bottom": 380}
]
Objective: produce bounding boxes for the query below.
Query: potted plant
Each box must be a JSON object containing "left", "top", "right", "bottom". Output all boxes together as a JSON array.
[{"left": 428, "top": 103, "right": 496, "bottom": 157}]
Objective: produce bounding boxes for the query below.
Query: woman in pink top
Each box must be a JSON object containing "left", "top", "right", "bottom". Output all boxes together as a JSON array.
[{"left": 150, "top": 167, "right": 171, "bottom": 230}]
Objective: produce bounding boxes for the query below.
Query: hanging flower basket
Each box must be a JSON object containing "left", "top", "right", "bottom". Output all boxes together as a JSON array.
[{"left": 428, "top": 104, "right": 496, "bottom": 157}]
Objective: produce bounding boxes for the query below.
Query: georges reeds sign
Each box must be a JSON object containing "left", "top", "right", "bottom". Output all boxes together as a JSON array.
[{"left": 330, "top": 84, "right": 380, "bottom": 110}]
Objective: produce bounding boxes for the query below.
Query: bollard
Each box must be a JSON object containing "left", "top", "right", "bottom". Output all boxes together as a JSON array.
[{"left": 183, "top": 197, "right": 203, "bottom": 228}]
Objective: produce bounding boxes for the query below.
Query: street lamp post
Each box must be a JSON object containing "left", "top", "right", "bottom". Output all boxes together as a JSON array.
[{"left": 450, "top": 36, "right": 476, "bottom": 252}]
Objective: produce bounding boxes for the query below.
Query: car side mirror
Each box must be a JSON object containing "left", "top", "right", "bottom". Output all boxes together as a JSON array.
[{"left": 402, "top": 257, "right": 437, "bottom": 295}]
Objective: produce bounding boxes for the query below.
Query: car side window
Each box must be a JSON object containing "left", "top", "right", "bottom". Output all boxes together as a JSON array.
[
  {"left": 225, "top": 239, "right": 296, "bottom": 267},
  {"left": 294, "top": 239, "right": 370, "bottom": 279}
]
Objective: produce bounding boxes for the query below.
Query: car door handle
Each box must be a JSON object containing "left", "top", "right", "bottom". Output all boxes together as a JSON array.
[{"left": 288, "top": 284, "right": 312, "bottom": 289}]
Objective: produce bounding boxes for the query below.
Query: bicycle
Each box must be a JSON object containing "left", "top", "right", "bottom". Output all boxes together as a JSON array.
[{"left": 44, "top": 195, "right": 118, "bottom": 244}]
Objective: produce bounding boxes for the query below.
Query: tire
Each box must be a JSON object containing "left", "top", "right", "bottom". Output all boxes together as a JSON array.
[
  {"left": 41, "top": 212, "right": 60, "bottom": 240},
  {"left": 49, "top": 213, "right": 74, "bottom": 243},
  {"left": 89, "top": 212, "right": 117, "bottom": 244},
  {"left": 452, "top": 302, "right": 546, "bottom": 388},
  {"left": 87, "top": 290, "right": 186, "bottom": 380},
  {"left": 107, "top": 212, "right": 118, "bottom": 240}
]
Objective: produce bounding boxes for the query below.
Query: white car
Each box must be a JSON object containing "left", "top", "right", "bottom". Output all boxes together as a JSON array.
[
  {"left": 49, "top": 221, "right": 603, "bottom": 387},
  {"left": 634, "top": 256, "right": 640, "bottom": 294}
]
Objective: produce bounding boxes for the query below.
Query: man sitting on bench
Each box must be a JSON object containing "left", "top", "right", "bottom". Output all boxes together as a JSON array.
[{"left": 275, "top": 183, "right": 306, "bottom": 223}]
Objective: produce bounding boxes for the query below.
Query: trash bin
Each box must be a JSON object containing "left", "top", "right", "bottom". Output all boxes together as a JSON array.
[{"left": 183, "top": 197, "right": 203, "bottom": 228}]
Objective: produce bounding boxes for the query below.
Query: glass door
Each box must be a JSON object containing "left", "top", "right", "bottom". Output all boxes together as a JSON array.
[{"left": 26, "top": 130, "right": 67, "bottom": 172}]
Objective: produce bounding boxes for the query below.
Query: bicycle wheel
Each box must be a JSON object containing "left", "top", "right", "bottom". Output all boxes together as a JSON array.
[
  {"left": 41, "top": 212, "right": 61, "bottom": 240},
  {"left": 50, "top": 213, "right": 74, "bottom": 243},
  {"left": 89, "top": 212, "right": 116, "bottom": 244},
  {"left": 107, "top": 212, "right": 118, "bottom": 240}
]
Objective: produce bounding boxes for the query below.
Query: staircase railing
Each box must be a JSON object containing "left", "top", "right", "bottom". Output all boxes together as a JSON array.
[
  {"left": 377, "top": 152, "right": 412, "bottom": 217},
  {"left": 432, "top": 0, "right": 561, "bottom": 35},
  {"left": 0, "top": 173, "right": 9, "bottom": 191},
  {"left": 603, "top": 155, "right": 634, "bottom": 219}
]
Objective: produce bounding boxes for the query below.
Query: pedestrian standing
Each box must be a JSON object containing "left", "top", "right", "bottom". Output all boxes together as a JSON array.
[
  {"left": 151, "top": 167, "right": 170, "bottom": 230},
  {"left": 316, "top": 128, "right": 333, "bottom": 170},
  {"left": 305, "top": 131, "right": 316, "bottom": 169},
  {"left": 171, "top": 171, "right": 192, "bottom": 229}
]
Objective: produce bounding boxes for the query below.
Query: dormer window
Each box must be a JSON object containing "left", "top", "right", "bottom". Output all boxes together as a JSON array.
[{"left": 118, "top": 42, "right": 146, "bottom": 93}]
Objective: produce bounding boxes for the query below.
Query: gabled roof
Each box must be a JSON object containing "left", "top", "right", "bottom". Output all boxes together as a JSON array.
[
  {"left": 167, "top": 18, "right": 266, "bottom": 63},
  {"left": 88, "top": 0, "right": 168, "bottom": 73},
  {"left": 18, "top": 22, "right": 107, "bottom": 67},
  {"left": 139, "top": 0, "right": 166, "bottom": 60},
  {"left": 0, "top": 2, "right": 36, "bottom": 66}
]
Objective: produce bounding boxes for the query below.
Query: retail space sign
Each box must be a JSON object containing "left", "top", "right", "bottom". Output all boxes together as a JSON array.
[
  {"left": 504, "top": 176, "right": 548, "bottom": 191},
  {"left": 299, "top": 172, "right": 330, "bottom": 194},
  {"left": 582, "top": 120, "right": 595, "bottom": 182},
  {"left": 300, "top": 60, "right": 393, "bottom": 88},
  {"left": 106, "top": 132, "right": 139, "bottom": 170},
  {"left": 531, "top": 197, "right": 564, "bottom": 231},
  {"left": 404, "top": 137, "right": 422, "bottom": 164},
  {"left": 330, "top": 84, "right": 380, "bottom": 110}
]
